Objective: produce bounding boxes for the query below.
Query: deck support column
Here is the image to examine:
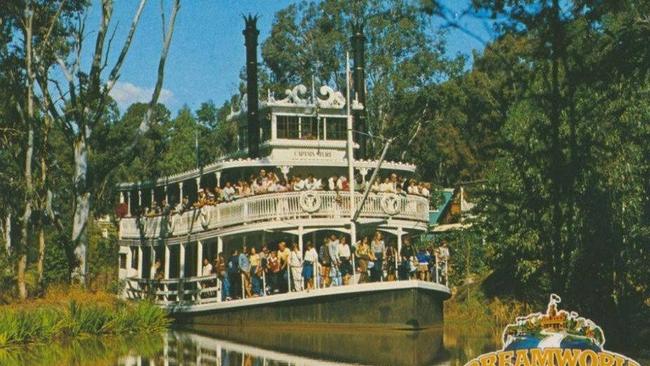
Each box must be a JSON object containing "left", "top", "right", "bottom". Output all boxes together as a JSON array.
[
  {"left": 150, "top": 245, "right": 157, "bottom": 278},
  {"left": 397, "top": 226, "right": 403, "bottom": 280},
  {"left": 217, "top": 236, "right": 223, "bottom": 255},
  {"left": 150, "top": 188, "right": 155, "bottom": 206},
  {"left": 197, "top": 240, "right": 203, "bottom": 276},
  {"left": 138, "top": 189, "right": 142, "bottom": 209},
  {"left": 127, "top": 192, "right": 131, "bottom": 216},
  {"left": 350, "top": 222, "right": 356, "bottom": 283},
  {"left": 298, "top": 226, "right": 304, "bottom": 290},
  {"left": 216, "top": 171, "right": 221, "bottom": 187},
  {"left": 179, "top": 181, "right": 184, "bottom": 202},
  {"left": 179, "top": 242, "right": 186, "bottom": 278},
  {"left": 164, "top": 185, "right": 168, "bottom": 203},
  {"left": 164, "top": 244, "right": 170, "bottom": 301},
  {"left": 137, "top": 246, "right": 143, "bottom": 278}
]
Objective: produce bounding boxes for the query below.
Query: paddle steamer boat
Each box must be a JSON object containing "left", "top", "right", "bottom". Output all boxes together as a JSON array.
[{"left": 116, "top": 16, "right": 450, "bottom": 331}]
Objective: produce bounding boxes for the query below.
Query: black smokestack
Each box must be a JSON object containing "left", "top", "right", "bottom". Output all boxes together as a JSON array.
[
  {"left": 351, "top": 21, "right": 367, "bottom": 159},
  {"left": 243, "top": 15, "right": 260, "bottom": 158}
]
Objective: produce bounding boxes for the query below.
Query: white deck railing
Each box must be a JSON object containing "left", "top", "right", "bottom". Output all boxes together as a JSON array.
[
  {"left": 123, "top": 256, "right": 449, "bottom": 307},
  {"left": 119, "top": 191, "right": 430, "bottom": 239}
]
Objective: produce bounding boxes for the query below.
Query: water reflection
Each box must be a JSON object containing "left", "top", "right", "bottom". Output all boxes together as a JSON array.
[
  {"left": 0, "top": 322, "right": 498, "bottom": 365},
  {"left": 118, "top": 323, "right": 496, "bottom": 366}
]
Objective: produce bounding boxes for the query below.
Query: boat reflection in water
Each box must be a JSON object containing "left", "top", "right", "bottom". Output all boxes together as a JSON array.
[{"left": 119, "top": 327, "right": 451, "bottom": 366}]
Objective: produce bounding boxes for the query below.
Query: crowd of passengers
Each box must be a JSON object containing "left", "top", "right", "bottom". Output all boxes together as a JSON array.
[
  {"left": 153, "top": 232, "right": 450, "bottom": 301},
  {"left": 140, "top": 169, "right": 432, "bottom": 218}
]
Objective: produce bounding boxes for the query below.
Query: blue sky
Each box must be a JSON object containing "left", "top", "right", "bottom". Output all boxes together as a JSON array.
[{"left": 90, "top": 1, "right": 493, "bottom": 114}]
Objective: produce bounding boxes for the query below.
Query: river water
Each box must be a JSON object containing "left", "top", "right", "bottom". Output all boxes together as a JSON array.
[{"left": 0, "top": 323, "right": 499, "bottom": 366}]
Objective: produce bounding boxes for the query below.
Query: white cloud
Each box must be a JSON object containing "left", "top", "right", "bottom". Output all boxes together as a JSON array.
[{"left": 109, "top": 81, "right": 173, "bottom": 107}]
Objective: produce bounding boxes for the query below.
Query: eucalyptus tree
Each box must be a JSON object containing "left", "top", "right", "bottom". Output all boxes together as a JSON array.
[
  {"left": 31, "top": 0, "right": 181, "bottom": 286},
  {"left": 0, "top": 0, "right": 88, "bottom": 298},
  {"left": 440, "top": 0, "right": 650, "bottom": 352}
]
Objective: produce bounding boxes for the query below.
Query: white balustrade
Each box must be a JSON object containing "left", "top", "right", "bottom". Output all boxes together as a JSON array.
[{"left": 119, "top": 191, "right": 430, "bottom": 240}]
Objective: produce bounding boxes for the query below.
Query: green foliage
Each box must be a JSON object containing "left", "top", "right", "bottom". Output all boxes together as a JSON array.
[
  {"left": 0, "top": 300, "right": 169, "bottom": 348},
  {"left": 454, "top": 0, "right": 650, "bottom": 355}
]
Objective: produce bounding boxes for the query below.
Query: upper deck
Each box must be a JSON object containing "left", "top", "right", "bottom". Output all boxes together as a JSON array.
[{"left": 119, "top": 190, "right": 430, "bottom": 242}]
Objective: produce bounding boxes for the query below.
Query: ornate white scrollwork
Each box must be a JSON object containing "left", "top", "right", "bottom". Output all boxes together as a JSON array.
[
  {"left": 317, "top": 85, "right": 346, "bottom": 109},
  {"left": 271, "top": 84, "right": 309, "bottom": 106},
  {"left": 299, "top": 191, "right": 322, "bottom": 213},
  {"left": 380, "top": 193, "right": 402, "bottom": 216}
]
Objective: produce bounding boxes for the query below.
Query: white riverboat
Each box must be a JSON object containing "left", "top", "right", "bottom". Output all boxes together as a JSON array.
[{"left": 116, "top": 16, "right": 450, "bottom": 331}]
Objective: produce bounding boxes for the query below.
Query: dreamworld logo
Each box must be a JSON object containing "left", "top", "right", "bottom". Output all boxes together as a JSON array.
[{"left": 464, "top": 294, "right": 640, "bottom": 366}]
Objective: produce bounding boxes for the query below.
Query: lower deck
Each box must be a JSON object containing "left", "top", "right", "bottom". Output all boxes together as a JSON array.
[{"left": 174, "top": 280, "right": 450, "bottom": 330}]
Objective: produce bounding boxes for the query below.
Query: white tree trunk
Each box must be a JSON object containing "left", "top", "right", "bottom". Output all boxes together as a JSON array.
[{"left": 71, "top": 136, "right": 90, "bottom": 285}]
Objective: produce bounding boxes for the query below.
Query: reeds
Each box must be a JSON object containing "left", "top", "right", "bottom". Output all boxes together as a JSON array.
[{"left": 0, "top": 298, "right": 169, "bottom": 347}]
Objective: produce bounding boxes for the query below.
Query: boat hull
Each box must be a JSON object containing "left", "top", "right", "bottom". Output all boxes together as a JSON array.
[{"left": 171, "top": 280, "right": 450, "bottom": 331}]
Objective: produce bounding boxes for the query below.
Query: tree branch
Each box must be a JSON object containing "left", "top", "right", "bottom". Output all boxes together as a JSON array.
[
  {"left": 106, "top": 0, "right": 147, "bottom": 87},
  {"left": 138, "top": 0, "right": 180, "bottom": 133}
]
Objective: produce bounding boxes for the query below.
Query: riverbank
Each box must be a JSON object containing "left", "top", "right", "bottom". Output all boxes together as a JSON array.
[
  {"left": 444, "top": 281, "right": 534, "bottom": 345},
  {"left": 0, "top": 287, "right": 169, "bottom": 347}
]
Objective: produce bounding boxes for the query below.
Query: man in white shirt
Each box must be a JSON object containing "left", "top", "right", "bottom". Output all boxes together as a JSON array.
[
  {"left": 202, "top": 258, "right": 213, "bottom": 276},
  {"left": 223, "top": 181, "right": 236, "bottom": 201}
]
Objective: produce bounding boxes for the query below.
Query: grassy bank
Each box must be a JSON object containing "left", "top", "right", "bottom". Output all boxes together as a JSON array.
[
  {"left": 0, "top": 287, "right": 169, "bottom": 347},
  {"left": 445, "top": 280, "right": 534, "bottom": 345}
]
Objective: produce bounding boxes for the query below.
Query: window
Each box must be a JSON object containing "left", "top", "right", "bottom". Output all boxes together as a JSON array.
[
  {"left": 119, "top": 253, "right": 127, "bottom": 269},
  {"left": 277, "top": 115, "right": 299, "bottom": 139},
  {"left": 131, "top": 247, "right": 138, "bottom": 269},
  {"left": 326, "top": 117, "right": 347, "bottom": 140},
  {"left": 300, "top": 117, "right": 318, "bottom": 140}
]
